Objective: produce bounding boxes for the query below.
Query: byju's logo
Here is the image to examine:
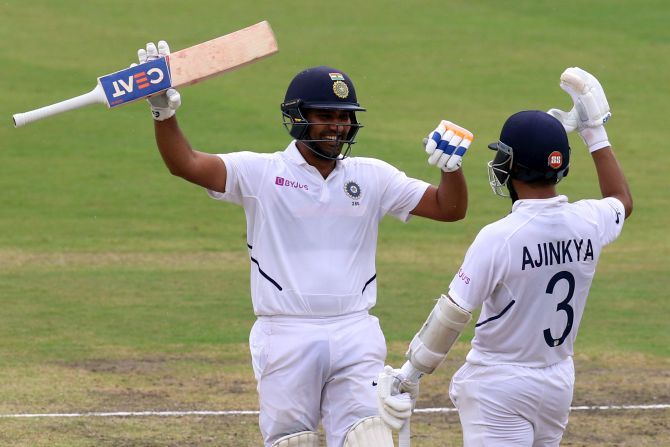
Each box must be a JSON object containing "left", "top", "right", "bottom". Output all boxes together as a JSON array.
[{"left": 275, "top": 176, "right": 308, "bottom": 191}]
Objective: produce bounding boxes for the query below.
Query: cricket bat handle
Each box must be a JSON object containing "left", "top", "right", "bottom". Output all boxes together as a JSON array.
[
  {"left": 399, "top": 420, "right": 410, "bottom": 447},
  {"left": 13, "top": 84, "right": 106, "bottom": 128}
]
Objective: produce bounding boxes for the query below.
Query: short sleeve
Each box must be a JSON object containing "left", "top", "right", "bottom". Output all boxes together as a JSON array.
[
  {"left": 448, "top": 225, "right": 508, "bottom": 312},
  {"left": 206, "top": 152, "right": 264, "bottom": 205},
  {"left": 376, "top": 160, "right": 430, "bottom": 222},
  {"left": 574, "top": 197, "right": 625, "bottom": 246}
]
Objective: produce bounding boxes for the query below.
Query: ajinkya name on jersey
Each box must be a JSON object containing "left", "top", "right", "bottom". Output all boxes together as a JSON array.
[{"left": 521, "top": 238, "right": 594, "bottom": 271}]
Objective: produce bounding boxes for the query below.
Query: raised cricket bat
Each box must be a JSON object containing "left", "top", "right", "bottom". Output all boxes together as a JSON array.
[{"left": 13, "top": 21, "right": 278, "bottom": 128}]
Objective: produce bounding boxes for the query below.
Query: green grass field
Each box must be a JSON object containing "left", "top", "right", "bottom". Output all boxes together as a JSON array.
[{"left": 1, "top": 0, "right": 668, "bottom": 445}]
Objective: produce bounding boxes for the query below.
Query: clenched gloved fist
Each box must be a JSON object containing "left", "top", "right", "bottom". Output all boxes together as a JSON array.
[
  {"left": 423, "top": 121, "right": 474, "bottom": 172},
  {"left": 376, "top": 365, "right": 420, "bottom": 431},
  {"left": 547, "top": 67, "right": 611, "bottom": 152},
  {"left": 135, "top": 41, "right": 181, "bottom": 121}
]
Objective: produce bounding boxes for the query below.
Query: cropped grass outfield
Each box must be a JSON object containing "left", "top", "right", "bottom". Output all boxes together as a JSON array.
[{"left": 1, "top": 0, "right": 668, "bottom": 445}]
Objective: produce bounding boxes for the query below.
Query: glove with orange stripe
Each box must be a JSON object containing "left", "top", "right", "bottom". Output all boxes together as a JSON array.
[
  {"left": 136, "top": 41, "right": 181, "bottom": 121},
  {"left": 423, "top": 121, "right": 474, "bottom": 172}
]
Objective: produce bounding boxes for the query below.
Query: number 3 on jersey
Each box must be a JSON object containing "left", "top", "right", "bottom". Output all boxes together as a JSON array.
[{"left": 544, "top": 271, "right": 575, "bottom": 347}]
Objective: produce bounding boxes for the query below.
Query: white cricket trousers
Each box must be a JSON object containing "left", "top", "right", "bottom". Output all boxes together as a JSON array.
[
  {"left": 249, "top": 311, "right": 386, "bottom": 447},
  {"left": 449, "top": 357, "right": 575, "bottom": 446}
]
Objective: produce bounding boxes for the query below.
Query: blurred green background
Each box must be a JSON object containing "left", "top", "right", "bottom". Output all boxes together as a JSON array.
[{"left": 0, "top": 1, "right": 667, "bottom": 443}]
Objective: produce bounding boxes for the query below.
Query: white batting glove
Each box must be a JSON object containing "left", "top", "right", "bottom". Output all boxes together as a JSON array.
[
  {"left": 137, "top": 41, "right": 181, "bottom": 121},
  {"left": 547, "top": 67, "right": 611, "bottom": 152},
  {"left": 423, "top": 120, "right": 474, "bottom": 172},
  {"left": 376, "top": 365, "right": 420, "bottom": 431}
]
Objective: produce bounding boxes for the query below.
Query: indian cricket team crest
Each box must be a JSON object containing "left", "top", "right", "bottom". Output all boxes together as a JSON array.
[
  {"left": 333, "top": 80, "right": 349, "bottom": 99},
  {"left": 344, "top": 180, "right": 362, "bottom": 200},
  {"left": 548, "top": 151, "right": 563, "bottom": 169}
]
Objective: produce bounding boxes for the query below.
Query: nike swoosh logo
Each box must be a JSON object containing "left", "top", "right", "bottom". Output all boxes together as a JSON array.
[
  {"left": 372, "top": 381, "right": 378, "bottom": 387},
  {"left": 615, "top": 211, "right": 621, "bottom": 224}
]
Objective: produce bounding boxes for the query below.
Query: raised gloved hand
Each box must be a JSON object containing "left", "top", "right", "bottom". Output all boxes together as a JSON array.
[
  {"left": 547, "top": 67, "right": 611, "bottom": 152},
  {"left": 135, "top": 41, "right": 181, "bottom": 121},
  {"left": 376, "top": 365, "right": 420, "bottom": 431},
  {"left": 423, "top": 120, "right": 474, "bottom": 172}
]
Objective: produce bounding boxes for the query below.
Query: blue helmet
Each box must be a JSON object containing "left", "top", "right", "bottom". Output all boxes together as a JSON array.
[
  {"left": 488, "top": 110, "right": 571, "bottom": 199},
  {"left": 281, "top": 66, "right": 365, "bottom": 159}
]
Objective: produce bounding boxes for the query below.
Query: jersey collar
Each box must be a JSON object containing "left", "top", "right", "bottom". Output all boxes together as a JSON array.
[
  {"left": 284, "top": 140, "right": 345, "bottom": 175},
  {"left": 285, "top": 140, "right": 309, "bottom": 165},
  {"left": 511, "top": 195, "right": 568, "bottom": 212}
]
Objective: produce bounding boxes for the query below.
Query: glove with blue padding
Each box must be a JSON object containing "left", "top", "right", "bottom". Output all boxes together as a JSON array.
[
  {"left": 135, "top": 41, "right": 181, "bottom": 121},
  {"left": 423, "top": 120, "right": 474, "bottom": 172},
  {"left": 547, "top": 67, "right": 611, "bottom": 152}
]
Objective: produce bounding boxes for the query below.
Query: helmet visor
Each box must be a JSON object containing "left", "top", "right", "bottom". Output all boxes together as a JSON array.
[{"left": 487, "top": 141, "right": 513, "bottom": 197}]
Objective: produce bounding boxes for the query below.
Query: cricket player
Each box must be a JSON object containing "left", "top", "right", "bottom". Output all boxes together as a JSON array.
[
  {"left": 377, "top": 67, "right": 633, "bottom": 446},
  {"left": 137, "top": 41, "right": 474, "bottom": 446}
]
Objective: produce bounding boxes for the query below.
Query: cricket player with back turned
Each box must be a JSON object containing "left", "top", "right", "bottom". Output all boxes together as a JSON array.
[
  {"left": 136, "top": 40, "right": 474, "bottom": 446},
  {"left": 377, "top": 67, "right": 633, "bottom": 446}
]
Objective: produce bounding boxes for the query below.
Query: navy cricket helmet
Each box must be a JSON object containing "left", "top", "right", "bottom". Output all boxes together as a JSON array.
[
  {"left": 280, "top": 66, "right": 365, "bottom": 159},
  {"left": 488, "top": 110, "right": 570, "bottom": 199}
]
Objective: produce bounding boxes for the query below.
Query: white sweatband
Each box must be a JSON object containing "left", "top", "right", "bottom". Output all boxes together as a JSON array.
[
  {"left": 579, "top": 125, "right": 610, "bottom": 153},
  {"left": 399, "top": 361, "right": 424, "bottom": 383}
]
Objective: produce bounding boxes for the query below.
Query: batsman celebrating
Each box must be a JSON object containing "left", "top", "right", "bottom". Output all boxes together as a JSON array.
[
  {"left": 377, "top": 67, "right": 633, "bottom": 446},
  {"left": 137, "top": 40, "right": 474, "bottom": 447}
]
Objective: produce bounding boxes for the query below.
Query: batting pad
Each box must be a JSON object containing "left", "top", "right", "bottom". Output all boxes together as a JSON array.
[
  {"left": 271, "top": 431, "right": 318, "bottom": 447},
  {"left": 343, "top": 416, "right": 394, "bottom": 447}
]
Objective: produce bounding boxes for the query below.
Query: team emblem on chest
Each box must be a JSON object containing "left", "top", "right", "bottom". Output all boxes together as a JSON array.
[{"left": 344, "top": 180, "right": 362, "bottom": 200}]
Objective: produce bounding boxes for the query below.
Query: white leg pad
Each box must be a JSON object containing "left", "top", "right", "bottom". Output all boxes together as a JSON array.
[
  {"left": 343, "top": 416, "right": 394, "bottom": 447},
  {"left": 271, "top": 431, "right": 319, "bottom": 447}
]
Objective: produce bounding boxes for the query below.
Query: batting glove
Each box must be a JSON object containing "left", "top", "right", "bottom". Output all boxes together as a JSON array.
[
  {"left": 424, "top": 120, "right": 474, "bottom": 172},
  {"left": 136, "top": 41, "right": 181, "bottom": 121},
  {"left": 376, "top": 365, "right": 420, "bottom": 431},
  {"left": 547, "top": 67, "right": 611, "bottom": 152}
]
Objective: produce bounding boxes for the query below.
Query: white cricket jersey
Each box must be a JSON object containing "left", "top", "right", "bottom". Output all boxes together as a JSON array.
[
  {"left": 208, "top": 141, "right": 429, "bottom": 317},
  {"left": 449, "top": 195, "right": 625, "bottom": 367}
]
